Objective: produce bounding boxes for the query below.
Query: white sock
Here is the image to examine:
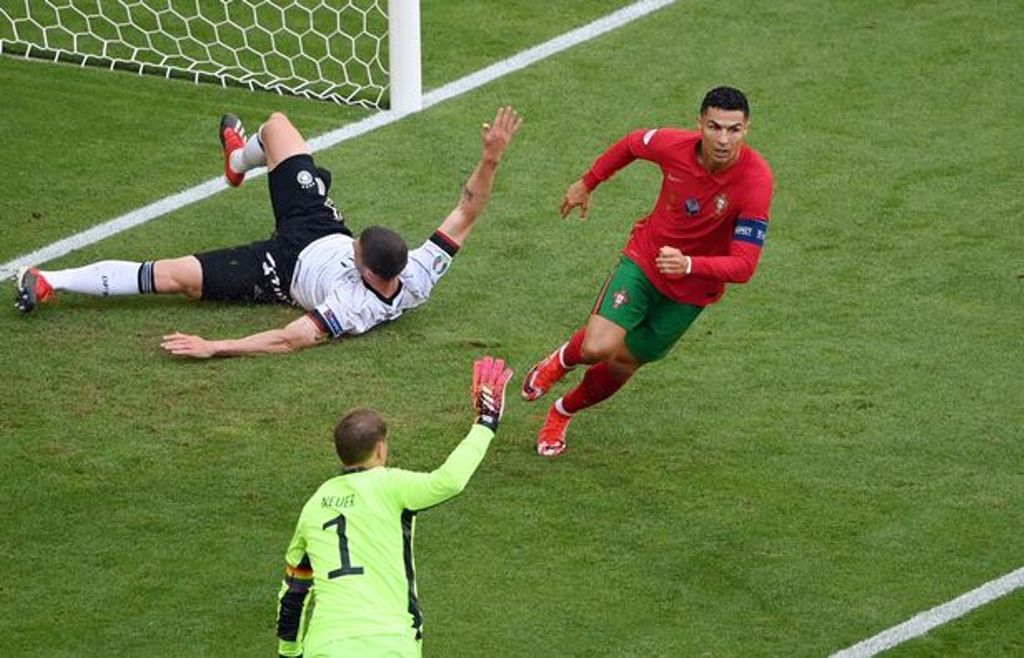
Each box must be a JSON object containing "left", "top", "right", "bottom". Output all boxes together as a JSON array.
[
  {"left": 42, "top": 260, "right": 155, "bottom": 296},
  {"left": 229, "top": 128, "right": 266, "bottom": 174}
]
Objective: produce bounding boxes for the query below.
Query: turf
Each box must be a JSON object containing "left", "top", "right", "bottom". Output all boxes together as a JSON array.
[{"left": 1, "top": 0, "right": 1022, "bottom": 656}]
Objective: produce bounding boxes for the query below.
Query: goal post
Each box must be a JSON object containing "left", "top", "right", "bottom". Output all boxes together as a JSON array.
[
  {"left": 0, "top": 0, "right": 423, "bottom": 112},
  {"left": 388, "top": 0, "right": 422, "bottom": 113}
]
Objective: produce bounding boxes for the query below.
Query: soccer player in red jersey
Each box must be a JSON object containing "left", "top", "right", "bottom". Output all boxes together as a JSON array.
[{"left": 522, "top": 86, "right": 774, "bottom": 457}]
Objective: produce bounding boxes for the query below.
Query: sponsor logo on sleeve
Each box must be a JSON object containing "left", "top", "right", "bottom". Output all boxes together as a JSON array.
[
  {"left": 733, "top": 219, "right": 768, "bottom": 246},
  {"left": 432, "top": 254, "right": 450, "bottom": 275},
  {"left": 321, "top": 308, "right": 344, "bottom": 336}
]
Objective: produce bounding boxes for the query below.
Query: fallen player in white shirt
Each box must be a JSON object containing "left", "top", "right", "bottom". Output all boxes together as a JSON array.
[{"left": 14, "top": 107, "right": 522, "bottom": 358}]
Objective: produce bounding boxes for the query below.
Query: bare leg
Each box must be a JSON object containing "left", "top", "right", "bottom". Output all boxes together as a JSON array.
[
  {"left": 579, "top": 314, "right": 629, "bottom": 364},
  {"left": 261, "top": 112, "right": 311, "bottom": 171},
  {"left": 153, "top": 256, "right": 204, "bottom": 299}
]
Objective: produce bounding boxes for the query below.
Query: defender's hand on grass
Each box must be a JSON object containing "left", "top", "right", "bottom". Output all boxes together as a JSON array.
[
  {"left": 481, "top": 106, "right": 522, "bottom": 163},
  {"left": 472, "top": 356, "right": 513, "bottom": 432},
  {"left": 560, "top": 178, "right": 591, "bottom": 220},
  {"left": 161, "top": 332, "right": 216, "bottom": 359}
]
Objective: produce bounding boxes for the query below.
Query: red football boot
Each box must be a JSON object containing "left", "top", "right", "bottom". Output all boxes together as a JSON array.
[
  {"left": 220, "top": 113, "right": 247, "bottom": 187},
  {"left": 14, "top": 266, "right": 57, "bottom": 313},
  {"left": 521, "top": 345, "right": 572, "bottom": 401},
  {"left": 536, "top": 405, "right": 572, "bottom": 457}
]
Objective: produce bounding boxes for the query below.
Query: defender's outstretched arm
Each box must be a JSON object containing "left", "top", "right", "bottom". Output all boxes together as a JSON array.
[
  {"left": 160, "top": 315, "right": 326, "bottom": 359},
  {"left": 436, "top": 106, "right": 522, "bottom": 246}
]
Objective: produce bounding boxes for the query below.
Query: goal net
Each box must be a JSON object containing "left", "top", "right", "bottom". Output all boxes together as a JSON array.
[{"left": 0, "top": 0, "right": 421, "bottom": 110}]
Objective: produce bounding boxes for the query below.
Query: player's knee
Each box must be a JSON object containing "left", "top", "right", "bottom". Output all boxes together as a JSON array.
[
  {"left": 266, "top": 111, "right": 290, "bottom": 127},
  {"left": 154, "top": 257, "right": 203, "bottom": 299},
  {"left": 259, "top": 112, "right": 287, "bottom": 142},
  {"left": 262, "top": 112, "right": 309, "bottom": 168},
  {"left": 581, "top": 333, "right": 618, "bottom": 362}
]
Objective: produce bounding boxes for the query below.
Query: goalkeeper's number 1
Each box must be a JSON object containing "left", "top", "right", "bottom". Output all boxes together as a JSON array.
[{"left": 323, "top": 513, "right": 364, "bottom": 578}]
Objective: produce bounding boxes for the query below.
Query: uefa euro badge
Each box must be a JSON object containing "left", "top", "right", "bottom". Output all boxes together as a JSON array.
[
  {"left": 685, "top": 198, "right": 700, "bottom": 216},
  {"left": 612, "top": 289, "right": 630, "bottom": 309},
  {"left": 714, "top": 194, "right": 729, "bottom": 215}
]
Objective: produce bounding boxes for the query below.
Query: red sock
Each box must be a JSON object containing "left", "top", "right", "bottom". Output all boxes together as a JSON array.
[
  {"left": 560, "top": 362, "right": 631, "bottom": 414},
  {"left": 560, "top": 328, "right": 586, "bottom": 368}
]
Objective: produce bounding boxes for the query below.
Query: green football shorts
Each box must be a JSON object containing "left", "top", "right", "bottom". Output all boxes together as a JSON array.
[{"left": 593, "top": 255, "right": 704, "bottom": 363}]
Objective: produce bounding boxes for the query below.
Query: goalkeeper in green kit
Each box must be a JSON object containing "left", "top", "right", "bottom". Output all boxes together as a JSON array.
[{"left": 275, "top": 356, "right": 514, "bottom": 657}]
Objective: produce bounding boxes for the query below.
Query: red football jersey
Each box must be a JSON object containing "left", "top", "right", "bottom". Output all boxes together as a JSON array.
[{"left": 583, "top": 128, "right": 773, "bottom": 306}]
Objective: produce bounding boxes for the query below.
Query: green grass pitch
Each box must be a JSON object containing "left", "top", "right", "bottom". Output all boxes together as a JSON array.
[{"left": 1, "top": 0, "right": 1022, "bottom": 655}]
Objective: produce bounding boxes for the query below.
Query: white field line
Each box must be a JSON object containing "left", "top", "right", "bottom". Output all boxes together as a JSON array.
[
  {"left": 0, "top": 0, "right": 677, "bottom": 280},
  {"left": 831, "top": 566, "right": 1024, "bottom": 657}
]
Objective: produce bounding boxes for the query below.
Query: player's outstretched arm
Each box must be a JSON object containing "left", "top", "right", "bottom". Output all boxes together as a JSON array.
[
  {"left": 394, "top": 356, "right": 513, "bottom": 512},
  {"left": 563, "top": 129, "right": 655, "bottom": 220},
  {"left": 160, "top": 315, "right": 327, "bottom": 359},
  {"left": 560, "top": 178, "right": 592, "bottom": 220},
  {"left": 435, "top": 107, "right": 522, "bottom": 247}
]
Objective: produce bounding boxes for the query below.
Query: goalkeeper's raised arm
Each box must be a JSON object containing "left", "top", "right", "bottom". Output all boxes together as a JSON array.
[
  {"left": 390, "top": 355, "right": 514, "bottom": 511},
  {"left": 275, "top": 356, "right": 513, "bottom": 657}
]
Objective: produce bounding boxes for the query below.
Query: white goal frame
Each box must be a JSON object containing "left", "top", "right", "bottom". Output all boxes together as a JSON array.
[{"left": 387, "top": 0, "right": 421, "bottom": 113}]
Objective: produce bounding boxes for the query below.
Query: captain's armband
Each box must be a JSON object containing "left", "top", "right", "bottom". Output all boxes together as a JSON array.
[
  {"left": 283, "top": 562, "right": 314, "bottom": 593},
  {"left": 733, "top": 218, "right": 768, "bottom": 247}
]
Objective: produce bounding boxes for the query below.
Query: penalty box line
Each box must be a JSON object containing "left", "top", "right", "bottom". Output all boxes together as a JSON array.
[
  {"left": 0, "top": 0, "right": 678, "bottom": 280},
  {"left": 831, "top": 565, "right": 1024, "bottom": 657}
]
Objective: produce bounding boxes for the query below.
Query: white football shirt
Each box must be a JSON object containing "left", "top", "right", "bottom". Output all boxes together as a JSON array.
[{"left": 289, "top": 232, "right": 456, "bottom": 338}]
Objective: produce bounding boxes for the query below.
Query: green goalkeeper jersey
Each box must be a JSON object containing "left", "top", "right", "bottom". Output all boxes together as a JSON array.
[{"left": 277, "top": 423, "right": 495, "bottom": 656}]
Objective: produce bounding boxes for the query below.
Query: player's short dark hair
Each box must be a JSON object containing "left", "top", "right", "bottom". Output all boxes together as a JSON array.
[
  {"left": 700, "top": 86, "right": 750, "bottom": 118},
  {"left": 358, "top": 226, "right": 408, "bottom": 280},
  {"left": 334, "top": 408, "right": 388, "bottom": 465}
]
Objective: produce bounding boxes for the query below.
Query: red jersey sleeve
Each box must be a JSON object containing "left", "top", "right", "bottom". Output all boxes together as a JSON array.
[
  {"left": 689, "top": 163, "right": 773, "bottom": 284},
  {"left": 738, "top": 165, "right": 773, "bottom": 221},
  {"left": 689, "top": 237, "right": 764, "bottom": 283},
  {"left": 582, "top": 129, "right": 663, "bottom": 191}
]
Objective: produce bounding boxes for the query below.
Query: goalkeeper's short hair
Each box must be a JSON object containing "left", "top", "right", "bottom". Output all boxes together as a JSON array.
[{"left": 334, "top": 409, "right": 387, "bottom": 465}]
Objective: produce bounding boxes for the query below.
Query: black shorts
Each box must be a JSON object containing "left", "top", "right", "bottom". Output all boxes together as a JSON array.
[{"left": 195, "top": 154, "right": 352, "bottom": 303}]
